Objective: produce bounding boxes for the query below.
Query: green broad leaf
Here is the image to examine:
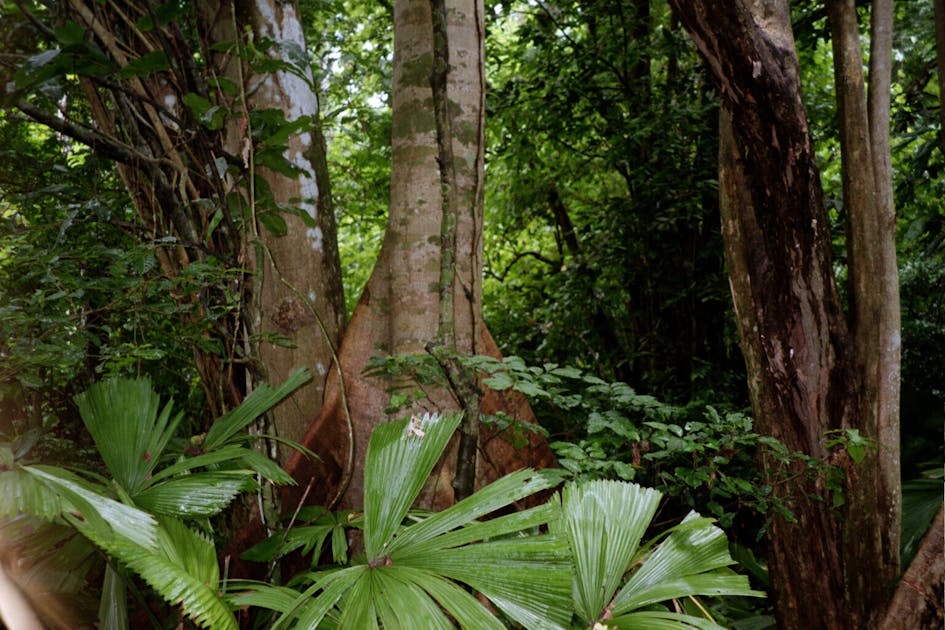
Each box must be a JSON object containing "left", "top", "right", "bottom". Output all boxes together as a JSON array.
[
  {"left": 25, "top": 465, "right": 158, "bottom": 551},
  {"left": 398, "top": 567, "right": 506, "bottom": 630},
  {"left": 483, "top": 371, "right": 514, "bottom": 390},
  {"left": 335, "top": 571, "right": 379, "bottom": 630},
  {"left": 362, "top": 569, "right": 454, "bottom": 630},
  {"left": 263, "top": 115, "right": 312, "bottom": 145},
  {"left": 362, "top": 412, "right": 462, "bottom": 560},
  {"left": 205, "top": 208, "right": 224, "bottom": 244},
  {"left": 147, "top": 445, "right": 251, "bottom": 484},
  {"left": 118, "top": 50, "right": 170, "bottom": 77},
  {"left": 560, "top": 480, "right": 662, "bottom": 624},
  {"left": 98, "top": 564, "right": 128, "bottom": 630},
  {"left": 394, "top": 500, "right": 560, "bottom": 556},
  {"left": 226, "top": 583, "right": 300, "bottom": 613},
  {"left": 406, "top": 537, "right": 573, "bottom": 630},
  {"left": 608, "top": 609, "right": 732, "bottom": 629},
  {"left": 157, "top": 516, "right": 220, "bottom": 587},
  {"left": 385, "top": 468, "right": 556, "bottom": 554},
  {"left": 182, "top": 93, "right": 225, "bottom": 129},
  {"left": 133, "top": 472, "right": 255, "bottom": 518},
  {"left": 611, "top": 512, "right": 763, "bottom": 616},
  {"left": 97, "top": 524, "right": 236, "bottom": 630},
  {"left": 274, "top": 566, "right": 367, "bottom": 630},
  {"left": 203, "top": 369, "right": 311, "bottom": 450},
  {"left": 258, "top": 211, "right": 288, "bottom": 236},
  {"left": 75, "top": 377, "right": 182, "bottom": 495},
  {"left": 255, "top": 146, "right": 306, "bottom": 178},
  {"left": 54, "top": 22, "right": 86, "bottom": 46},
  {"left": 182, "top": 92, "right": 213, "bottom": 116},
  {"left": 241, "top": 506, "right": 352, "bottom": 564},
  {"left": 240, "top": 525, "right": 318, "bottom": 563},
  {"left": 239, "top": 449, "right": 295, "bottom": 485}
]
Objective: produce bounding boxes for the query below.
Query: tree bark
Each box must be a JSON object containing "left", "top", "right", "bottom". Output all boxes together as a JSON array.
[
  {"left": 282, "top": 0, "right": 554, "bottom": 513},
  {"left": 670, "top": 1, "right": 901, "bottom": 626},
  {"left": 198, "top": 0, "right": 345, "bottom": 460},
  {"left": 878, "top": 506, "right": 944, "bottom": 629},
  {"left": 14, "top": 1, "right": 345, "bottom": 448},
  {"left": 827, "top": 0, "right": 901, "bottom": 615}
]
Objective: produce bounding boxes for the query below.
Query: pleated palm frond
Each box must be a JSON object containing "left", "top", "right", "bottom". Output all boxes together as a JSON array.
[
  {"left": 2, "top": 373, "right": 314, "bottom": 630},
  {"left": 202, "top": 368, "right": 311, "bottom": 450},
  {"left": 560, "top": 480, "right": 764, "bottom": 629},
  {"left": 558, "top": 480, "right": 661, "bottom": 622},
  {"left": 81, "top": 515, "right": 237, "bottom": 630},
  {"left": 75, "top": 376, "right": 181, "bottom": 496},
  {"left": 12, "top": 464, "right": 237, "bottom": 628},
  {"left": 247, "top": 412, "right": 572, "bottom": 629}
]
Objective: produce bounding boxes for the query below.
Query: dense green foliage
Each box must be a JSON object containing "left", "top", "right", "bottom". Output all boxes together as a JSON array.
[
  {"left": 236, "top": 412, "right": 761, "bottom": 629},
  {"left": 0, "top": 373, "right": 308, "bottom": 627},
  {"left": 0, "top": 0, "right": 942, "bottom": 626}
]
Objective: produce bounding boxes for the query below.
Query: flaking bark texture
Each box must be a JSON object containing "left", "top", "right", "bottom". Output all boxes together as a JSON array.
[
  {"left": 671, "top": 1, "right": 903, "bottom": 626},
  {"left": 282, "top": 0, "right": 554, "bottom": 513}
]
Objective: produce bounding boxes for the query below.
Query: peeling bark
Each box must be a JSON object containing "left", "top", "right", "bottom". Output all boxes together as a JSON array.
[{"left": 671, "top": 0, "right": 902, "bottom": 626}]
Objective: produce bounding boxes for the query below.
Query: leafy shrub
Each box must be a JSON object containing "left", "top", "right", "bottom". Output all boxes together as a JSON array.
[
  {"left": 0, "top": 371, "right": 310, "bottom": 628},
  {"left": 236, "top": 412, "right": 762, "bottom": 629}
]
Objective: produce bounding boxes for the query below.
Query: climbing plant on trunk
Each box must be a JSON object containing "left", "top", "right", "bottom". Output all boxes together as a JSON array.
[
  {"left": 284, "top": 0, "right": 554, "bottom": 512},
  {"left": 6, "top": 0, "right": 345, "bottom": 451}
]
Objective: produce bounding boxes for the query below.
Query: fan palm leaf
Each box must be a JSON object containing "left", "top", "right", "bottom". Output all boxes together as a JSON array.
[
  {"left": 559, "top": 480, "right": 763, "bottom": 628},
  {"left": 559, "top": 480, "right": 661, "bottom": 622},
  {"left": 257, "top": 413, "right": 572, "bottom": 629},
  {"left": 75, "top": 377, "right": 181, "bottom": 495}
]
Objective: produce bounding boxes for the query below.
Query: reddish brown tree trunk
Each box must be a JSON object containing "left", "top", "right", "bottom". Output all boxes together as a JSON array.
[{"left": 670, "top": 1, "right": 904, "bottom": 626}]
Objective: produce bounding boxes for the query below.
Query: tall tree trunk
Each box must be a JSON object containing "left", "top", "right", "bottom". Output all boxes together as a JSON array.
[
  {"left": 827, "top": 0, "right": 901, "bottom": 614},
  {"left": 283, "top": 0, "right": 554, "bottom": 512},
  {"left": 670, "top": 1, "right": 902, "bottom": 626},
  {"left": 198, "top": 0, "right": 345, "bottom": 460}
]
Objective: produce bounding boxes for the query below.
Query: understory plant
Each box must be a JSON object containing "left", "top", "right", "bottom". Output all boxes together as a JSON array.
[
  {"left": 235, "top": 411, "right": 762, "bottom": 629},
  {"left": 0, "top": 369, "right": 311, "bottom": 629}
]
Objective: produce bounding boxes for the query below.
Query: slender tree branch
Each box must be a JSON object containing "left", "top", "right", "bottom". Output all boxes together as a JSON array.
[{"left": 15, "top": 99, "right": 172, "bottom": 169}]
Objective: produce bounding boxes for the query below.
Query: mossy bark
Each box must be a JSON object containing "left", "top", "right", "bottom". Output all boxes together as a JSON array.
[
  {"left": 283, "top": 0, "right": 554, "bottom": 512},
  {"left": 199, "top": 0, "right": 345, "bottom": 461}
]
